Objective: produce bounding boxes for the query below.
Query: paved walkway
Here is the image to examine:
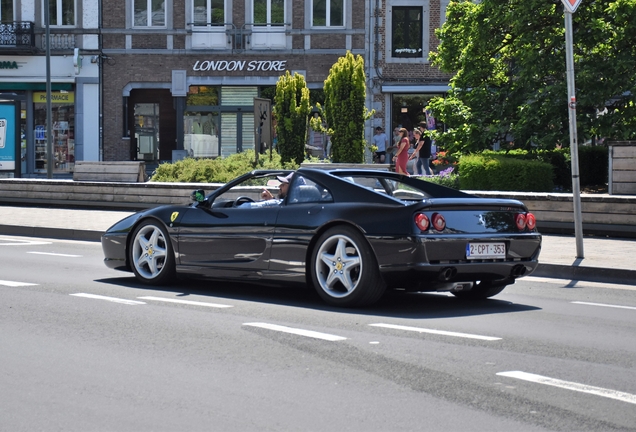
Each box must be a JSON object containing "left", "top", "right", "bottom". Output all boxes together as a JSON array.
[{"left": 1, "top": 205, "right": 634, "bottom": 285}]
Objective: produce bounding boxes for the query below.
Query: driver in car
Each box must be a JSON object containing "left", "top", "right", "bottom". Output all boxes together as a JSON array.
[{"left": 240, "top": 172, "right": 293, "bottom": 208}]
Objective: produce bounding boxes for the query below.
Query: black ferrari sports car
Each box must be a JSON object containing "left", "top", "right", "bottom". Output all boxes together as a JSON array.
[{"left": 101, "top": 168, "right": 541, "bottom": 307}]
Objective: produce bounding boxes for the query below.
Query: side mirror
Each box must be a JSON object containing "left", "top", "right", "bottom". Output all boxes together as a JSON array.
[{"left": 191, "top": 189, "right": 205, "bottom": 203}]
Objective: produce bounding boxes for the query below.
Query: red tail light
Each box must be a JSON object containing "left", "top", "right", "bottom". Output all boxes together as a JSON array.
[
  {"left": 415, "top": 213, "right": 430, "bottom": 231},
  {"left": 432, "top": 213, "right": 446, "bottom": 231},
  {"left": 515, "top": 213, "right": 527, "bottom": 230},
  {"left": 526, "top": 212, "right": 536, "bottom": 230}
]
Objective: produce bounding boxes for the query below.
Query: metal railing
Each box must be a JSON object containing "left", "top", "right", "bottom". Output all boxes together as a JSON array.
[{"left": 0, "top": 21, "right": 35, "bottom": 48}]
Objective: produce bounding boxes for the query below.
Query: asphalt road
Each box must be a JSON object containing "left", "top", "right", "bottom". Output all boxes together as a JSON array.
[{"left": 1, "top": 234, "right": 635, "bottom": 431}]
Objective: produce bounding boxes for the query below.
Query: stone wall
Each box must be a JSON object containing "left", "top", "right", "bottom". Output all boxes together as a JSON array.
[{"left": 1, "top": 179, "right": 634, "bottom": 238}]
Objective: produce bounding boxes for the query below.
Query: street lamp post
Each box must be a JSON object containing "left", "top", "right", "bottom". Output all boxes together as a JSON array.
[{"left": 44, "top": 0, "right": 53, "bottom": 179}]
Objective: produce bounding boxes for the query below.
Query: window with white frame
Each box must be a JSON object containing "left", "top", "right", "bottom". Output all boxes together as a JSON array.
[
  {"left": 133, "top": 0, "right": 166, "bottom": 27},
  {"left": 440, "top": 0, "right": 450, "bottom": 26},
  {"left": 253, "top": 0, "right": 285, "bottom": 26},
  {"left": 392, "top": 6, "right": 423, "bottom": 58},
  {"left": 1, "top": 0, "right": 14, "bottom": 21},
  {"left": 43, "top": 0, "right": 75, "bottom": 26},
  {"left": 192, "top": 0, "right": 225, "bottom": 26},
  {"left": 312, "top": 0, "right": 344, "bottom": 27}
]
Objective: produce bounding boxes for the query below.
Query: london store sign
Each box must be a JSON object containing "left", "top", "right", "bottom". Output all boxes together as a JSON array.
[{"left": 193, "top": 59, "right": 287, "bottom": 72}]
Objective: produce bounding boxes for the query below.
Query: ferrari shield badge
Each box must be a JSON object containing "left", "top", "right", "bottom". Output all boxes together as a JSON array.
[{"left": 170, "top": 212, "right": 179, "bottom": 222}]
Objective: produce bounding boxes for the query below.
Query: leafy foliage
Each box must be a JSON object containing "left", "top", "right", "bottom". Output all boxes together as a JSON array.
[
  {"left": 273, "top": 72, "right": 311, "bottom": 165},
  {"left": 150, "top": 150, "right": 297, "bottom": 183},
  {"left": 459, "top": 154, "right": 554, "bottom": 192},
  {"left": 315, "top": 52, "right": 374, "bottom": 163},
  {"left": 429, "top": 0, "right": 636, "bottom": 152}
]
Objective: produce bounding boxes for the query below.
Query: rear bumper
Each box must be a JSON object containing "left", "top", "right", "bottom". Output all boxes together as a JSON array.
[{"left": 374, "top": 234, "right": 541, "bottom": 290}]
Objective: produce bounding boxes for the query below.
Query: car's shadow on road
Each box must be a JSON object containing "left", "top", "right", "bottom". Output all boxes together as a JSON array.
[{"left": 95, "top": 276, "right": 540, "bottom": 319}]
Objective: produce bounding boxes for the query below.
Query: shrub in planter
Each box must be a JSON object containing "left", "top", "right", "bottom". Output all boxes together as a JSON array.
[{"left": 459, "top": 154, "right": 553, "bottom": 192}]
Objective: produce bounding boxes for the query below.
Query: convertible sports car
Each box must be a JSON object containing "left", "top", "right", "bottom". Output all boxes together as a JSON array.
[{"left": 101, "top": 168, "right": 541, "bottom": 307}]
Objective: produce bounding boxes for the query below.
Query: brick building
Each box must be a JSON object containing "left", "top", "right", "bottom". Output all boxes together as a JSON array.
[
  {"left": 1, "top": 1, "right": 454, "bottom": 176},
  {"left": 367, "top": 0, "right": 453, "bottom": 135}
]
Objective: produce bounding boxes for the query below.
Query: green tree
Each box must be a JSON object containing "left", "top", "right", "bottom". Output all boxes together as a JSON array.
[
  {"left": 273, "top": 71, "right": 311, "bottom": 165},
  {"left": 429, "top": 0, "right": 636, "bottom": 152},
  {"left": 315, "top": 51, "right": 373, "bottom": 163}
]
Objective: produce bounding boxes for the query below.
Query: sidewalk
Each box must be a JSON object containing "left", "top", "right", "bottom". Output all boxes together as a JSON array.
[{"left": 0, "top": 205, "right": 634, "bottom": 285}]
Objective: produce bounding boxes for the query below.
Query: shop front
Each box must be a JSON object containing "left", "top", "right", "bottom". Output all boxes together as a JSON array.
[
  {"left": 117, "top": 56, "right": 306, "bottom": 166},
  {"left": 0, "top": 55, "right": 99, "bottom": 177}
]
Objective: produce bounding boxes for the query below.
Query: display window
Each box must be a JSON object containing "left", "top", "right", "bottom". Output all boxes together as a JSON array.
[{"left": 33, "top": 91, "right": 75, "bottom": 172}]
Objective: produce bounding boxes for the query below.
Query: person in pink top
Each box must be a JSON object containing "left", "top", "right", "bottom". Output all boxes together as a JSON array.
[{"left": 394, "top": 127, "right": 410, "bottom": 175}]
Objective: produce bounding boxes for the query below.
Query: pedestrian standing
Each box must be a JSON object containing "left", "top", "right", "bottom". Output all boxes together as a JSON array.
[
  {"left": 372, "top": 126, "right": 388, "bottom": 163},
  {"left": 409, "top": 128, "right": 432, "bottom": 175},
  {"left": 394, "top": 128, "right": 410, "bottom": 175}
]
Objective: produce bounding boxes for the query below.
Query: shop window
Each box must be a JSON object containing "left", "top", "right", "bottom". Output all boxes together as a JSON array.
[
  {"left": 251, "top": 0, "right": 286, "bottom": 49},
  {"left": 43, "top": 0, "right": 75, "bottom": 26},
  {"left": 33, "top": 91, "right": 75, "bottom": 173},
  {"left": 392, "top": 94, "right": 439, "bottom": 132},
  {"left": 191, "top": 0, "right": 227, "bottom": 49},
  {"left": 1, "top": 0, "right": 14, "bottom": 21},
  {"left": 392, "top": 6, "right": 423, "bottom": 58},
  {"left": 133, "top": 0, "right": 166, "bottom": 27},
  {"left": 311, "top": 0, "right": 344, "bottom": 27}
]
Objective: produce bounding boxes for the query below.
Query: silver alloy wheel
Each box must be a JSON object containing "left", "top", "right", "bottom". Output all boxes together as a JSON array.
[
  {"left": 314, "top": 234, "right": 362, "bottom": 298},
  {"left": 131, "top": 224, "right": 168, "bottom": 280}
]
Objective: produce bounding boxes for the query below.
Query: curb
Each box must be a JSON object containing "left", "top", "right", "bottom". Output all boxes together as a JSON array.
[
  {"left": 534, "top": 263, "right": 636, "bottom": 286},
  {"left": 0, "top": 225, "right": 103, "bottom": 242}
]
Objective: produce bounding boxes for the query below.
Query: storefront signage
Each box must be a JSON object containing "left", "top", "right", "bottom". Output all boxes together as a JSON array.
[
  {"left": 33, "top": 92, "right": 75, "bottom": 104},
  {"left": 193, "top": 60, "right": 287, "bottom": 72},
  {"left": 0, "top": 103, "right": 18, "bottom": 172},
  {"left": 0, "top": 61, "right": 18, "bottom": 69}
]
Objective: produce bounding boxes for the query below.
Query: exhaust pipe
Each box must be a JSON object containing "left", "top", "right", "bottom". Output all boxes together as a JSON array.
[
  {"left": 438, "top": 267, "right": 457, "bottom": 282},
  {"left": 511, "top": 265, "right": 527, "bottom": 278}
]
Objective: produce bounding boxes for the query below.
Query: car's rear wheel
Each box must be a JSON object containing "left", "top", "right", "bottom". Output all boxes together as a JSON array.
[
  {"left": 310, "top": 226, "right": 385, "bottom": 307},
  {"left": 451, "top": 280, "right": 507, "bottom": 300},
  {"left": 129, "top": 220, "right": 175, "bottom": 285}
]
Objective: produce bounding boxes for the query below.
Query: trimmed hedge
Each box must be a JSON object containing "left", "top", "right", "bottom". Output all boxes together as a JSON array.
[
  {"left": 150, "top": 150, "right": 296, "bottom": 183},
  {"left": 459, "top": 154, "right": 553, "bottom": 192}
]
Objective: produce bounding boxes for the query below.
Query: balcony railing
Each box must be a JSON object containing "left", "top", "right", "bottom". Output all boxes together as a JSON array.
[
  {"left": 41, "top": 33, "right": 76, "bottom": 50},
  {"left": 0, "top": 21, "right": 35, "bottom": 49}
]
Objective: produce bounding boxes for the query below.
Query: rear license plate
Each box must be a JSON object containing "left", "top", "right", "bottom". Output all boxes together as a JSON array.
[{"left": 466, "top": 242, "right": 506, "bottom": 259}]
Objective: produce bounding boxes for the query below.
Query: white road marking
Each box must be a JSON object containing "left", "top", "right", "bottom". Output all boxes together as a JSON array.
[
  {"left": 138, "top": 296, "right": 233, "bottom": 308},
  {"left": 243, "top": 322, "right": 347, "bottom": 341},
  {"left": 369, "top": 323, "right": 501, "bottom": 341},
  {"left": 524, "top": 276, "right": 636, "bottom": 291},
  {"left": 497, "top": 371, "right": 636, "bottom": 405},
  {"left": 70, "top": 293, "right": 146, "bottom": 306},
  {"left": 0, "top": 279, "right": 38, "bottom": 287},
  {"left": 27, "top": 251, "right": 82, "bottom": 257},
  {"left": 0, "top": 237, "right": 52, "bottom": 246},
  {"left": 572, "top": 301, "right": 636, "bottom": 311}
]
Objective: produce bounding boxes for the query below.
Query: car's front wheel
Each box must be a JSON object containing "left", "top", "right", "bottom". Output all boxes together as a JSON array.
[
  {"left": 129, "top": 220, "right": 175, "bottom": 285},
  {"left": 310, "top": 226, "right": 385, "bottom": 307}
]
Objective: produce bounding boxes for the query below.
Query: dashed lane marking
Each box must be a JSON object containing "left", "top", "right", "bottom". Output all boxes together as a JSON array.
[
  {"left": 27, "top": 251, "right": 82, "bottom": 258},
  {"left": 572, "top": 301, "right": 636, "bottom": 311},
  {"left": 70, "top": 293, "right": 146, "bottom": 306},
  {"left": 369, "top": 323, "right": 501, "bottom": 341},
  {"left": 0, "top": 280, "right": 38, "bottom": 287},
  {"left": 138, "top": 296, "right": 233, "bottom": 308},
  {"left": 497, "top": 371, "right": 636, "bottom": 405},
  {"left": 0, "top": 237, "right": 52, "bottom": 246},
  {"left": 243, "top": 322, "right": 347, "bottom": 341}
]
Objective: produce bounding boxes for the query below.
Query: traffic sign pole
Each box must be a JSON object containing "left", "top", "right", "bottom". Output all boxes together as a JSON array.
[{"left": 563, "top": 3, "right": 584, "bottom": 258}]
